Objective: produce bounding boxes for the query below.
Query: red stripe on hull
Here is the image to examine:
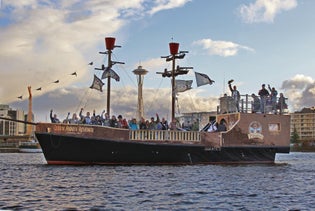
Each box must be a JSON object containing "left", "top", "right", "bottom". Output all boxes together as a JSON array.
[{"left": 46, "top": 160, "right": 275, "bottom": 165}]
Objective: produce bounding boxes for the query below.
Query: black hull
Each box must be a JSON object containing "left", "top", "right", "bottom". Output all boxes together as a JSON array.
[{"left": 35, "top": 133, "right": 288, "bottom": 165}]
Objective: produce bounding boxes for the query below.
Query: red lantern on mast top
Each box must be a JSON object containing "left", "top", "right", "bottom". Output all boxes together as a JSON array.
[
  {"left": 105, "top": 37, "right": 116, "bottom": 50},
  {"left": 169, "top": 42, "right": 179, "bottom": 55}
]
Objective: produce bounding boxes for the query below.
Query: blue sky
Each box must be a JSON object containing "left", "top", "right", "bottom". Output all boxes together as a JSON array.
[{"left": 1, "top": 0, "right": 315, "bottom": 122}]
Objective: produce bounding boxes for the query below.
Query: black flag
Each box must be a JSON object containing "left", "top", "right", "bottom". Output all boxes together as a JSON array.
[
  {"left": 90, "top": 75, "right": 104, "bottom": 92},
  {"left": 195, "top": 72, "right": 215, "bottom": 87}
]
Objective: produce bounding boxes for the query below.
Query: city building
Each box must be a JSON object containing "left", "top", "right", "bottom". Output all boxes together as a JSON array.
[
  {"left": 0, "top": 104, "right": 26, "bottom": 136},
  {"left": 290, "top": 107, "right": 315, "bottom": 142}
]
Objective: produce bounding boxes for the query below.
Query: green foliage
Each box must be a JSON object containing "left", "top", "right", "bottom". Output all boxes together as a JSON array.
[{"left": 290, "top": 127, "right": 299, "bottom": 143}]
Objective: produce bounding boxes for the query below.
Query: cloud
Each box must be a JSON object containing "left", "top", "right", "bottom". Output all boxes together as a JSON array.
[
  {"left": 281, "top": 74, "right": 315, "bottom": 111},
  {"left": 192, "top": 38, "right": 254, "bottom": 57},
  {"left": 0, "top": 1, "right": 127, "bottom": 104},
  {"left": 148, "top": 0, "right": 191, "bottom": 15},
  {"left": 0, "top": 0, "right": 193, "bottom": 105},
  {"left": 239, "top": 0, "right": 297, "bottom": 23}
]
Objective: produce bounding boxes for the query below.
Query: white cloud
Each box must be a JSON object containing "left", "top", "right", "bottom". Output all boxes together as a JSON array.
[
  {"left": 0, "top": 1, "right": 126, "bottom": 103},
  {"left": 0, "top": 0, "right": 193, "bottom": 105},
  {"left": 281, "top": 74, "right": 315, "bottom": 111},
  {"left": 139, "top": 57, "right": 165, "bottom": 71},
  {"left": 239, "top": 0, "right": 297, "bottom": 23},
  {"left": 148, "top": 0, "right": 191, "bottom": 15},
  {"left": 192, "top": 38, "right": 254, "bottom": 57}
]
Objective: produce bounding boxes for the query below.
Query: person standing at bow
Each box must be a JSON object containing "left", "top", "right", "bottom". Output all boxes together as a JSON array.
[{"left": 228, "top": 80, "right": 240, "bottom": 112}]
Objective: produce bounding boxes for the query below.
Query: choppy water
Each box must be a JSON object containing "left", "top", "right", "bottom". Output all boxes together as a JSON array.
[{"left": 0, "top": 152, "right": 314, "bottom": 211}]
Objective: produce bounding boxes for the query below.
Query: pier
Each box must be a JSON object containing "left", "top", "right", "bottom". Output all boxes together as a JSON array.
[{"left": 0, "top": 135, "right": 30, "bottom": 152}]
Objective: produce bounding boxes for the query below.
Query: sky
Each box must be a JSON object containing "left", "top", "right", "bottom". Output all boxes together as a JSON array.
[{"left": 1, "top": 0, "right": 315, "bottom": 122}]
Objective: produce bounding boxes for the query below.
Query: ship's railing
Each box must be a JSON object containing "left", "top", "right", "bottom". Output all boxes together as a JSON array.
[
  {"left": 219, "top": 94, "right": 289, "bottom": 114},
  {"left": 129, "top": 130, "right": 200, "bottom": 142}
]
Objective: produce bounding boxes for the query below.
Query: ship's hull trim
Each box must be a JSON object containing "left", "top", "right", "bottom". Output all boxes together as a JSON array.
[{"left": 35, "top": 132, "right": 288, "bottom": 165}]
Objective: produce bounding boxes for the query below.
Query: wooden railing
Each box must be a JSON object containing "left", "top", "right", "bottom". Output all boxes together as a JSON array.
[{"left": 129, "top": 130, "right": 200, "bottom": 142}]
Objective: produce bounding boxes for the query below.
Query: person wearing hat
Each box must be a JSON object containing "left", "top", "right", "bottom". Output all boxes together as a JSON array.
[
  {"left": 258, "top": 84, "right": 270, "bottom": 113},
  {"left": 228, "top": 80, "right": 240, "bottom": 112}
]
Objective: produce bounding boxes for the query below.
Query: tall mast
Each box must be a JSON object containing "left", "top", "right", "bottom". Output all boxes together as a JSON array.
[
  {"left": 170, "top": 43, "right": 178, "bottom": 121},
  {"left": 105, "top": 37, "right": 114, "bottom": 115},
  {"left": 96, "top": 37, "right": 124, "bottom": 116},
  {"left": 158, "top": 42, "right": 193, "bottom": 120}
]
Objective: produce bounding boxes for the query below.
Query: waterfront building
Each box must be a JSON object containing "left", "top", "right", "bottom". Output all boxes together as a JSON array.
[
  {"left": 290, "top": 107, "right": 315, "bottom": 142},
  {"left": 0, "top": 104, "right": 26, "bottom": 135}
]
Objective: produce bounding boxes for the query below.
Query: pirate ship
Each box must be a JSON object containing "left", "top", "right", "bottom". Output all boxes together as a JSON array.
[{"left": 33, "top": 37, "right": 290, "bottom": 165}]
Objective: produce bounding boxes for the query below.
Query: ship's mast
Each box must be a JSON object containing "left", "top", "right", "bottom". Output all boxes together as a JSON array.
[
  {"left": 96, "top": 37, "right": 124, "bottom": 116},
  {"left": 105, "top": 38, "right": 114, "bottom": 115},
  {"left": 158, "top": 42, "right": 193, "bottom": 120}
]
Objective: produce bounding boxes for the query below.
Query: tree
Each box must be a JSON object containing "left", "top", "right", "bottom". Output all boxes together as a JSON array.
[{"left": 290, "top": 127, "right": 299, "bottom": 143}]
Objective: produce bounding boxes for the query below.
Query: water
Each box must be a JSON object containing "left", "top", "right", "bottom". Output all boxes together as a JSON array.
[{"left": 0, "top": 152, "right": 314, "bottom": 211}]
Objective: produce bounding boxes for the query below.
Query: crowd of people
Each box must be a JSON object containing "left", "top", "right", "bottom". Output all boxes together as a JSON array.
[
  {"left": 228, "top": 81, "right": 288, "bottom": 114},
  {"left": 49, "top": 82, "right": 288, "bottom": 133},
  {"left": 49, "top": 109, "right": 188, "bottom": 131}
]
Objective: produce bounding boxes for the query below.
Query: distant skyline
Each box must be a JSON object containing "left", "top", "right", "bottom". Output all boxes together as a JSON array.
[{"left": 1, "top": 0, "right": 315, "bottom": 122}]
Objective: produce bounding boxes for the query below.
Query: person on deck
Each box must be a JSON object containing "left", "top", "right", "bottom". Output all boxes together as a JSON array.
[
  {"left": 268, "top": 84, "right": 278, "bottom": 113},
  {"left": 69, "top": 113, "right": 80, "bottom": 124},
  {"left": 50, "top": 109, "right": 60, "bottom": 123},
  {"left": 121, "top": 118, "right": 129, "bottom": 129},
  {"left": 160, "top": 117, "right": 169, "bottom": 130},
  {"left": 117, "top": 115, "right": 129, "bottom": 129},
  {"left": 169, "top": 118, "right": 177, "bottom": 130},
  {"left": 258, "top": 84, "right": 270, "bottom": 113},
  {"left": 148, "top": 114, "right": 160, "bottom": 130},
  {"left": 109, "top": 115, "right": 118, "bottom": 128},
  {"left": 92, "top": 110, "right": 103, "bottom": 125},
  {"left": 102, "top": 112, "right": 110, "bottom": 126},
  {"left": 117, "top": 115, "right": 123, "bottom": 128},
  {"left": 79, "top": 108, "right": 91, "bottom": 124},
  {"left": 192, "top": 120, "right": 199, "bottom": 131},
  {"left": 277, "top": 93, "right": 287, "bottom": 114},
  {"left": 228, "top": 80, "right": 240, "bottom": 112},
  {"left": 129, "top": 118, "right": 139, "bottom": 130},
  {"left": 251, "top": 93, "right": 260, "bottom": 113},
  {"left": 217, "top": 119, "right": 227, "bottom": 132},
  {"left": 139, "top": 117, "right": 147, "bottom": 129}
]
